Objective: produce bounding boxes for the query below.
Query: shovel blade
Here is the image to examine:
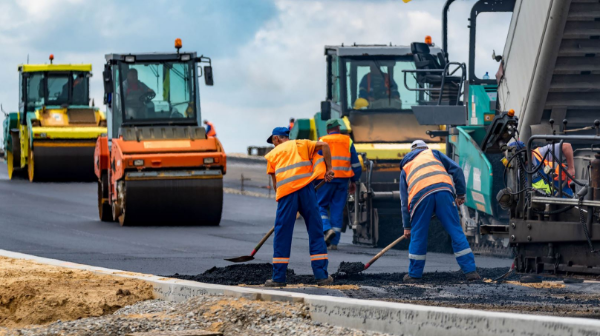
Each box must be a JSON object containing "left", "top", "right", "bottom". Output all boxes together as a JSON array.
[{"left": 224, "top": 255, "right": 255, "bottom": 263}]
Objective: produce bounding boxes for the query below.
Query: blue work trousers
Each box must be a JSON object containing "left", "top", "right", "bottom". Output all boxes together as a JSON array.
[
  {"left": 316, "top": 180, "right": 348, "bottom": 245},
  {"left": 408, "top": 191, "right": 476, "bottom": 278},
  {"left": 272, "top": 184, "right": 329, "bottom": 282}
]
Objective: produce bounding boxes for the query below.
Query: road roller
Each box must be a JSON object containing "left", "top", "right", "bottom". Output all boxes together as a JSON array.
[
  {"left": 95, "top": 39, "right": 226, "bottom": 226},
  {"left": 3, "top": 55, "right": 107, "bottom": 181}
]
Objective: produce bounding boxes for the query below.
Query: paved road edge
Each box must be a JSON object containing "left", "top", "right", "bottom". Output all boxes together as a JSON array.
[{"left": 1, "top": 249, "right": 599, "bottom": 336}]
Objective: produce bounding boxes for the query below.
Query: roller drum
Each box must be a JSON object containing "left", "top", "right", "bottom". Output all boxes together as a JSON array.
[
  {"left": 120, "top": 177, "right": 223, "bottom": 226},
  {"left": 31, "top": 144, "right": 96, "bottom": 181}
]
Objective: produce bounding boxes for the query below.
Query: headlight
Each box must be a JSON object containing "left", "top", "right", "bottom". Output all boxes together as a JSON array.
[
  {"left": 180, "top": 54, "right": 191, "bottom": 61},
  {"left": 203, "top": 157, "right": 214, "bottom": 164},
  {"left": 40, "top": 133, "right": 47, "bottom": 138},
  {"left": 125, "top": 55, "right": 136, "bottom": 63},
  {"left": 133, "top": 159, "right": 144, "bottom": 166}
]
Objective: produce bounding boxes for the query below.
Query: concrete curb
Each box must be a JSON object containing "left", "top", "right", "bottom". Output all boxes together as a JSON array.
[{"left": 2, "top": 249, "right": 600, "bottom": 336}]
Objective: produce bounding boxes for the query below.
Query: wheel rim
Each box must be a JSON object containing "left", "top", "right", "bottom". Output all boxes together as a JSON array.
[
  {"left": 27, "top": 150, "right": 34, "bottom": 182},
  {"left": 6, "top": 151, "right": 13, "bottom": 179}
]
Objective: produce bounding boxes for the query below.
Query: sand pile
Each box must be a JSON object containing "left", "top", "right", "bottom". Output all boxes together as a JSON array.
[{"left": 0, "top": 257, "right": 153, "bottom": 327}]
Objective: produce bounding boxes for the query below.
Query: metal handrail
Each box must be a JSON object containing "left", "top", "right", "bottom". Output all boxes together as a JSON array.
[{"left": 402, "top": 62, "right": 467, "bottom": 106}]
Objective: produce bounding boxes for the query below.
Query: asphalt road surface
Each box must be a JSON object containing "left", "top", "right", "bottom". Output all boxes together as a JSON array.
[{"left": 0, "top": 160, "right": 510, "bottom": 276}]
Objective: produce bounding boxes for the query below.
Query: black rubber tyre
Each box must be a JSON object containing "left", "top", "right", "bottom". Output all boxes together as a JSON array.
[{"left": 98, "top": 173, "right": 113, "bottom": 222}]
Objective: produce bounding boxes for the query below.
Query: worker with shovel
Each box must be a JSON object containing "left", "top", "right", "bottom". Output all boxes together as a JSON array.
[
  {"left": 264, "top": 127, "right": 335, "bottom": 287},
  {"left": 316, "top": 119, "right": 362, "bottom": 250},
  {"left": 400, "top": 140, "right": 480, "bottom": 282}
]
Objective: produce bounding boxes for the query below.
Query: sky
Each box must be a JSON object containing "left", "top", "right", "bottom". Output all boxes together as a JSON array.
[{"left": 0, "top": 0, "right": 512, "bottom": 153}]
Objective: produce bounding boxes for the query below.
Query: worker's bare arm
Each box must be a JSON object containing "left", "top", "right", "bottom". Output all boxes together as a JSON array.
[
  {"left": 562, "top": 143, "right": 575, "bottom": 177},
  {"left": 315, "top": 141, "right": 334, "bottom": 181}
]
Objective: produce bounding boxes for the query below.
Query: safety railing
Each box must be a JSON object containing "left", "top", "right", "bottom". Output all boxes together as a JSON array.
[{"left": 402, "top": 62, "right": 467, "bottom": 106}]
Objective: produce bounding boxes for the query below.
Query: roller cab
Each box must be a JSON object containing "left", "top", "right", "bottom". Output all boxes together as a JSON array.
[
  {"left": 96, "top": 40, "right": 225, "bottom": 226},
  {"left": 291, "top": 45, "right": 448, "bottom": 248},
  {"left": 3, "top": 59, "right": 107, "bottom": 181}
]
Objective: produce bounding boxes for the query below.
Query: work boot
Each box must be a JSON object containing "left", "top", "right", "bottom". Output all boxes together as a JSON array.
[
  {"left": 465, "top": 271, "right": 481, "bottom": 281},
  {"left": 316, "top": 276, "right": 334, "bottom": 286},
  {"left": 264, "top": 279, "right": 287, "bottom": 287},
  {"left": 324, "top": 229, "right": 336, "bottom": 246},
  {"left": 403, "top": 274, "right": 422, "bottom": 283},
  {"left": 328, "top": 244, "right": 338, "bottom": 250}
]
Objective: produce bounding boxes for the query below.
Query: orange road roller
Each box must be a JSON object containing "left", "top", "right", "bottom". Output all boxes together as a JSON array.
[{"left": 95, "top": 39, "right": 226, "bottom": 226}]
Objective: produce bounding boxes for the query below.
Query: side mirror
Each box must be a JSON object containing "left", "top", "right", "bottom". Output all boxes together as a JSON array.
[
  {"left": 320, "top": 101, "right": 331, "bottom": 120},
  {"left": 103, "top": 65, "right": 113, "bottom": 94},
  {"left": 204, "top": 66, "right": 214, "bottom": 86}
]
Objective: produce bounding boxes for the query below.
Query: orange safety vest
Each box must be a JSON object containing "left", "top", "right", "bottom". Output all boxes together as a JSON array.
[
  {"left": 533, "top": 148, "right": 571, "bottom": 183},
  {"left": 402, "top": 149, "right": 453, "bottom": 210},
  {"left": 289, "top": 121, "right": 294, "bottom": 130},
  {"left": 316, "top": 133, "right": 354, "bottom": 179},
  {"left": 206, "top": 122, "right": 216, "bottom": 137},
  {"left": 265, "top": 140, "right": 326, "bottom": 201}
]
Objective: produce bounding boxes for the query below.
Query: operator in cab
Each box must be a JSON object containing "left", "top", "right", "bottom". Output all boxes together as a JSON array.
[
  {"left": 532, "top": 143, "right": 575, "bottom": 197},
  {"left": 123, "top": 69, "right": 155, "bottom": 119},
  {"left": 264, "top": 127, "right": 335, "bottom": 287},
  {"left": 315, "top": 119, "right": 362, "bottom": 250},
  {"left": 59, "top": 73, "right": 87, "bottom": 104},
  {"left": 355, "top": 64, "right": 400, "bottom": 109},
  {"left": 400, "top": 140, "right": 479, "bottom": 282}
]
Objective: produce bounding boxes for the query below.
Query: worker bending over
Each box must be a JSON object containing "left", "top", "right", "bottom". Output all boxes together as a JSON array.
[
  {"left": 532, "top": 143, "right": 575, "bottom": 197},
  {"left": 264, "top": 127, "right": 335, "bottom": 287},
  {"left": 400, "top": 140, "right": 479, "bottom": 282},
  {"left": 316, "top": 119, "right": 362, "bottom": 250},
  {"left": 204, "top": 120, "right": 217, "bottom": 138}
]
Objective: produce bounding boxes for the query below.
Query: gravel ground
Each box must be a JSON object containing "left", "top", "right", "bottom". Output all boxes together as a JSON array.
[{"left": 2, "top": 295, "right": 392, "bottom": 336}]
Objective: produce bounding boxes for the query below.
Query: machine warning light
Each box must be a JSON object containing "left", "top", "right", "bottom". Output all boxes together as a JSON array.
[
  {"left": 425, "top": 35, "right": 432, "bottom": 46},
  {"left": 508, "top": 109, "right": 515, "bottom": 117}
]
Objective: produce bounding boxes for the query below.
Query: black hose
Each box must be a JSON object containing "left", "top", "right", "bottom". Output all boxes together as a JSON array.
[{"left": 532, "top": 205, "right": 574, "bottom": 215}]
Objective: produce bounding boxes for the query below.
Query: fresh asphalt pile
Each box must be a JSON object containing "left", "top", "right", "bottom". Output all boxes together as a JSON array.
[{"left": 171, "top": 263, "right": 600, "bottom": 318}]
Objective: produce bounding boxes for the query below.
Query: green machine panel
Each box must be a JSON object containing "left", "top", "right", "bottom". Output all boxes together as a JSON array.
[
  {"left": 452, "top": 126, "right": 495, "bottom": 216},
  {"left": 468, "top": 85, "right": 497, "bottom": 126}
]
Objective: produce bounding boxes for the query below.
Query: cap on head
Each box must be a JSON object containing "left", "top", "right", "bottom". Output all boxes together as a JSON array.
[
  {"left": 411, "top": 140, "right": 428, "bottom": 151},
  {"left": 326, "top": 119, "right": 342, "bottom": 130},
  {"left": 267, "top": 127, "right": 290, "bottom": 144}
]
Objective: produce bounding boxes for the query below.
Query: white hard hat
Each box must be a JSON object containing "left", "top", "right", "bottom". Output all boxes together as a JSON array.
[{"left": 411, "top": 140, "right": 429, "bottom": 150}]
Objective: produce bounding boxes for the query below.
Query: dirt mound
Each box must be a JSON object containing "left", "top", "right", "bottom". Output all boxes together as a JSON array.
[{"left": 0, "top": 257, "right": 153, "bottom": 327}]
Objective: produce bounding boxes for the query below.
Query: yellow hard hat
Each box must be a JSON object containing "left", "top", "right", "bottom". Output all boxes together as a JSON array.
[{"left": 354, "top": 98, "right": 369, "bottom": 110}]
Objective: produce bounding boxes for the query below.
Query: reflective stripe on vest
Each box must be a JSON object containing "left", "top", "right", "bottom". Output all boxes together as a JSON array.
[
  {"left": 533, "top": 148, "right": 570, "bottom": 183},
  {"left": 402, "top": 149, "right": 453, "bottom": 211},
  {"left": 316, "top": 134, "right": 354, "bottom": 179},
  {"left": 265, "top": 140, "right": 326, "bottom": 201},
  {"left": 206, "top": 122, "right": 216, "bottom": 137}
]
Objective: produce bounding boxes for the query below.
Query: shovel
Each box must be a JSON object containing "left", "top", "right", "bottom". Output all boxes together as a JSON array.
[
  {"left": 225, "top": 179, "right": 327, "bottom": 263},
  {"left": 338, "top": 235, "right": 407, "bottom": 274}
]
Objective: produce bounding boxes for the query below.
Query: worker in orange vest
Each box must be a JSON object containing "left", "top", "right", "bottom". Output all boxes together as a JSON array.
[
  {"left": 264, "top": 127, "right": 335, "bottom": 287},
  {"left": 400, "top": 140, "right": 479, "bottom": 282},
  {"left": 315, "top": 119, "right": 362, "bottom": 250},
  {"left": 203, "top": 120, "right": 216, "bottom": 138},
  {"left": 289, "top": 118, "right": 295, "bottom": 130}
]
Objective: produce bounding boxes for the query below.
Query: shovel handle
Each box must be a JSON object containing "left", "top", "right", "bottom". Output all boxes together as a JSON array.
[
  {"left": 364, "top": 235, "right": 407, "bottom": 270},
  {"left": 315, "top": 179, "right": 326, "bottom": 191},
  {"left": 250, "top": 226, "right": 275, "bottom": 257}
]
